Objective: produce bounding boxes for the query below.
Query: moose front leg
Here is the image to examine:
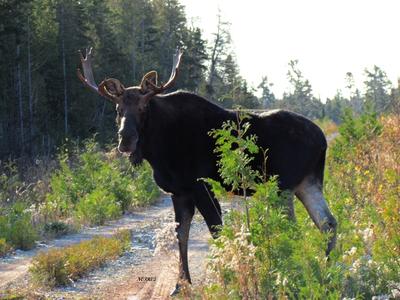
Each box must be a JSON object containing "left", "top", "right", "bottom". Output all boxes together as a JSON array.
[{"left": 170, "top": 194, "right": 195, "bottom": 296}]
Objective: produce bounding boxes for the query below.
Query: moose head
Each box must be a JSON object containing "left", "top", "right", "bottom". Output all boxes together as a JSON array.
[{"left": 77, "top": 47, "right": 183, "bottom": 163}]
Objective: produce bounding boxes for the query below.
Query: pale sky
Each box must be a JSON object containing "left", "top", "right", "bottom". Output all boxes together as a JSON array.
[{"left": 180, "top": 0, "right": 400, "bottom": 101}]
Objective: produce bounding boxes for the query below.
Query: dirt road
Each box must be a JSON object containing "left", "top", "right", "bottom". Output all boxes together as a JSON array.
[{"left": 0, "top": 196, "right": 213, "bottom": 299}]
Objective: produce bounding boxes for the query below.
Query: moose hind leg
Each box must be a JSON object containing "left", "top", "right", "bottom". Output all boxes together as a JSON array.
[
  {"left": 170, "top": 194, "right": 195, "bottom": 296},
  {"left": 194, "top": 188, "right": 223, "bottom": 239},
  {"left": 295, "top": 176, "right": 337, "bottom": 255}
]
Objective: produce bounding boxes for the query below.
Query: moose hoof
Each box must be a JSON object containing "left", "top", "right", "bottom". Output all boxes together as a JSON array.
[{"left": 170, "top": 283, "right": 181, "bottom": 296}]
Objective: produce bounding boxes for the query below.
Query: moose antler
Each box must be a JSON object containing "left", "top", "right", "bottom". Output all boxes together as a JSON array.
[
  {"left": 77, "top": 47, "right": 99, "bottom": 93},
  {"left": 145, "top": 48, "right": 183, "bottom": 95},
  {"left": 78, "top": 47, "right": 182, "bottom": 103},
  {"left": 77, "top": 47, "right": 122, "bottom": 102}
]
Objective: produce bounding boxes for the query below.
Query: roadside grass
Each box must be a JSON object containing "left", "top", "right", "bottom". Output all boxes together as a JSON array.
[
  {"left": 29, "top": 229, "right": 131, "bottom": 287},
  {"left": 0, "top": 137, "right": 160, "bottom": 254},
  {"left": 0, "top": 238, "right": 12, "bottom": 257},
  {"left": 0, "top": 202, "right": 38, "bottom": 251},
  {"left": 189, "top": 111, "right": 400, "bottom": 299}
]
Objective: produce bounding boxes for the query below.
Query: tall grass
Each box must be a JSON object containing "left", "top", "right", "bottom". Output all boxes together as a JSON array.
[{"left": 192, "top": 112, "right": 399, "bottom": 299}]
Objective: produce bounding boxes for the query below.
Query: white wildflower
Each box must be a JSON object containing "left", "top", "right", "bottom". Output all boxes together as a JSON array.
[
  {"left": 391, "top": 288, "right": 400, "bottom": 299},
  {"left": 275, "top": 273, "right": 282, "bottom": 285},
  {"left": 350, "top": 258, "right": 361, "bottom": 274},
  {"left": 367, "top": 259, "right": 374, "bottom": 267},
  {"left": 362, "top": 227, "right": 374, "bottom": 243},
  {"left": 349, "top": 246, "right": 357, "bottom": 256},
  {"left": 282, "top": 276, "right": 288, "bottom": 287}
]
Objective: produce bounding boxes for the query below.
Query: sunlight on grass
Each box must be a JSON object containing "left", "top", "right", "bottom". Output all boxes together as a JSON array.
[{"left": 29, "top": 229, "right": 131, "bottom": 287}]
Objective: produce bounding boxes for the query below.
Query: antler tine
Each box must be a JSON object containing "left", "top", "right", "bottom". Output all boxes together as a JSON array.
[
  {"left": 145, "top": 48, "right": 183, "bottom": 95},
  {"left": 77, "top": 47, "right": 99, "bottom": 94},
  {"left": 163, "top": 47, "right": 183, "bottom": 89}
]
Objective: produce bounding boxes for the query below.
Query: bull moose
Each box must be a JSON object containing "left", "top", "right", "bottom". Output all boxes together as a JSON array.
[{"left": 77, "top": 48, "right": 337, "bottom": 295}]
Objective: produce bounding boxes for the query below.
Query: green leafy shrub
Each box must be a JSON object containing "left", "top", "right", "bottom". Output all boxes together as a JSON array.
[
  {"left": 131, "top": 162, "right": 161, "bottom": 207},
  {"left": 330, "top": 107, "right": 382, "bottom": 163},
  {"left": 45, "top": 138, "right": 159, "bottom": 225},
  {"left": 205, "top": 113, "right": 261, "bottom": 229},
  {"left": 30, "top": 229, "right": 131, "bottom": 287},
  {"left": 75, "top": 189, "right": 121, "bottom": 225},
  {"left": 0, "top": 202, "right": 38, "bottom": 250}
]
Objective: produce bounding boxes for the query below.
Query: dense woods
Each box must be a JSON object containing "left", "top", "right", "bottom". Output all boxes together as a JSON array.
[
  {"left": 1, "top": 0, "right": 399, "bottom": 159},
  {"left": 0, "top": 0, "right": 208, "bottom": 158}
]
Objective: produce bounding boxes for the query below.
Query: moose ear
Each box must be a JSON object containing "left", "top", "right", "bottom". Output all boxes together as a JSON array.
[
  {"left": 103, "top": 78, "right": 125, "bottom": 96},
  {"left": 140, "top": 71, "right": 158, "bottom": 92}
]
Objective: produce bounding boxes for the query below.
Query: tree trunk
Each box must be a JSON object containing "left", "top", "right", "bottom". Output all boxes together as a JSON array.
[
  {"left": 27, "top": 16, "right": 34, "bottom": 152},
  {"left": 207, "top": 13, "right": 223, "bottom": 100},
  {"left": 141, "top": 19, "right": 145, "bottom": 74},
  {"left": 16, "top": 45, "right": 24, "bottom": 155},
  {"left": 132, "top": 15, "right": 137, "bottom": 82},
  {"left": 61, "top": 5, "right": 68, "bottom": 136}
]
